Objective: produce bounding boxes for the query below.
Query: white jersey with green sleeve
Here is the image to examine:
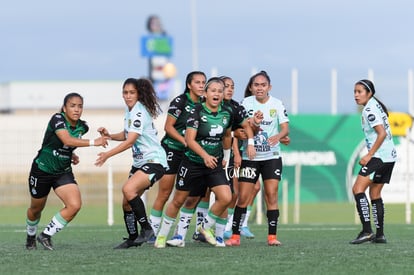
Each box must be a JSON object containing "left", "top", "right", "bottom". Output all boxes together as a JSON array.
[
  {"left": 361, "top": 97, "right": 397, "bottom": 162},
  {"left": 124, "top": 102, "right": 168, "bottom": 169},
  {"left": 241, "top": 95, "right": 289, "bottom": 161}
]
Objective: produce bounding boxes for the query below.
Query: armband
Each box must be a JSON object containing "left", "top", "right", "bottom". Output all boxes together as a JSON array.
[
  {"left": 248, "top": 138, "right": 254, "bottom": 146},
  {"left": 89, "top": 139, "right": 95, "bottom": 146}
]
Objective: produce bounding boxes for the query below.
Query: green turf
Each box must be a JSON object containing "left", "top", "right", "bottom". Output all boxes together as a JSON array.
[
  {"left": 1, "top": 223, "right": 413, "bottom": 274},
  {"left": 1, "top": 203, "right": 414, "bottom": 274}
]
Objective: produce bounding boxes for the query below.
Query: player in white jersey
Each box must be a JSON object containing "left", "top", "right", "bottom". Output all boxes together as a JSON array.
[
  {"left": 350, "top": 79, "right": 396, "bottom": 244},
  {"left": 226, "top": 70, "right": 289, "bottom": 246},
  {"left": 95, "top": 78, "right": 168, "bottom": 249}
]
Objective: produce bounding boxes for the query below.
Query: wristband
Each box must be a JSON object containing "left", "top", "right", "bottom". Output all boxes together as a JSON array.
[
  {"left": 248, "top": 138, "right": 254, "bottom": 146},
  {"left": 223, "top": 149, "right": 231, "bottom": 163},
  {"left": 89, "top": 139, "right": 94, "bottom": 146}
]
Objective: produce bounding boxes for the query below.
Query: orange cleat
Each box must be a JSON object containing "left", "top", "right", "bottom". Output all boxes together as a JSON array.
[
  {"left": 267, "top": 235, "right": 282, "bottom": 246},
  {"left": 225, "top": 234, "right": 240, "bottom": 246}
]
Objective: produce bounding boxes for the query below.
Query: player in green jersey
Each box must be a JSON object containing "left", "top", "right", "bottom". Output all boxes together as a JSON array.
[{"left": 26, "top": 93, "right": 109, "bottom": 250}]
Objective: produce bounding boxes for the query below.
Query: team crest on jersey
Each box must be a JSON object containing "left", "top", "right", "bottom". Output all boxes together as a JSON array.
[
  {"left": 269, "top": 109, "right": 277, "bottom": 118},
  {"left": 222, "top": 116, "right": 228, "bottom": 125}
]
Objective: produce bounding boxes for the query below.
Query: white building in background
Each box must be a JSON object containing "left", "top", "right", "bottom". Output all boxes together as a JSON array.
[
  {"left": 0, "top": 80, "right": 182, "bottom": 112},
  {"left": 1, "top": 80, "right": 125, "bottom": 112}
]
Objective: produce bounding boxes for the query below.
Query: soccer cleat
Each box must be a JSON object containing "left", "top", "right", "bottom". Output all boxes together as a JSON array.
[
  {"left": 166, "top": 235, "right": 185, "bottom": 247},
  {"left": 147, "top": 235, "right": 156, "bottom": 244},
  {"left": 223, "top": 230, "right": 232, "bottom": 240},
  {"left": 225, "top": 234, "right": 240, "bottom": 246},
  {"left": 135, "top": 228, "right": 155, "bottom": 245},
  {"left": 215, "top": 236, "right": 226, "bottom": 247},
  {"left": 198, "top": 225, "right": 216, "bottom": 246},
  {"left": 113, "top": 237, "right": 142, "bottom": 249},
  {"left": 240, "top": 227, "right": 255, "bottom": 239},
  {"left": 349, "top": 231, "right": 375, "bottom": 244},
  {"left": 192, "top": 232, "right": 207, "bottom": 243},
  {"left": 267, "top": 235, "right": 282, "bottom": 246},
  {"left": 37, "top": 232, "right": 53, "bottom": 250},
  {"left": 154, "top": 235, "right": 167, "bottom": 248},
  {"left": 26, "top": 235, "right": 37, "bottom": 250},
  {"left": 372, "top": 235, "right": 387, "bottom": 244}
]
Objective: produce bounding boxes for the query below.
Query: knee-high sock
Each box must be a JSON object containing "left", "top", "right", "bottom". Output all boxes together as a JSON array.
[
  {"left": 149, "top": 209, "right": 162, "bottom": 235},
  {"left": 371, "top": 198, "right": 384, "bottom": 236},
  {"left": 174, "top": 207, "right": 195, "bottom": 238},
  {"left": 231, "top": 206, "right": 246, "bottom": 235},
  {"left": 128, "top": 196, "right": 151, "bottom": 230},
  {"left": 267, "top": 209, "right": 279, "bottom": 235},
  {"left": 43, "top": 212, "right": 68, "bottom": 237},
  {"left": 123, "top": 210, "right": 138, "bottom": 240},
  {"left": 354, "top": 193, "right": 372, "bottom": 233}
]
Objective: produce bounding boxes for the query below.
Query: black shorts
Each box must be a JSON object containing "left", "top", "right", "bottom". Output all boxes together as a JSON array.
[
  {"left": 28, "top": 162, "right": 77, "bottom": 199},
  {"left": 177, "top": 156, "right": 229, "bottom": 197},
  {"left": 129, "top": 163, "right": 166, "bottom": 188},
  {"left": 238, "top": 158, "right": 283, "bottom": 184},
  {"left": 358, "top": 157, "right": 395, "bottom": 184},
  {"left": 162, "top": 143, "right": 184, "bottom": 175}
]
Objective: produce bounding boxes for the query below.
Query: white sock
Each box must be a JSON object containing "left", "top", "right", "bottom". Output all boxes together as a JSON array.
[
  {"left": 149, "top": 210, "right": 162, "bottom": 235},
  {"left": 174, "top": 208, "right": 194, "bottom": 239},
  {"left": 157, "top": 215, "right": 175, "bottom": 237},
  {"left": 225, "top": 210, "right": 234, "bottom": 232},
  {"left": 44, "top": 213, "right": 67, "bottom": 236},
  {"left": 26, "top": 219, "right": 39, "bottom": 236},
  {"left": 242, "top": 209, "right": 251, "bottom": 228},
  {"left": 194, "top": 201, "right": 209, "bottom": 234},
  {"left": 215, "top": 217, "right": 226, "bottom": 239},
  {"left": 204, "top": 212, "right": 216, "bottom": 230}
]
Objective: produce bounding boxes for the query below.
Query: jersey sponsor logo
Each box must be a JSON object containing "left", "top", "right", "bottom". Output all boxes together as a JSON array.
[
  {"left": 368, "top": 114, "right": 376, "bottom": 122},
  {"left": 175, "top": 97, "right": 181, "bottom": 103},
  {"left": 135, "top": 111, "right": 142, "bottom": 117},
  {"left": 185, "top": 105, "right": 192, "bottom": 113},
  {"left": 133, "top": 119, "right": 141, "bottom": 128},
  {"left": 209, "top": 124, "right": 223, "bottom": 136},
  {"left": 239, "top": 167, "right": 257, "bottom": 179}
]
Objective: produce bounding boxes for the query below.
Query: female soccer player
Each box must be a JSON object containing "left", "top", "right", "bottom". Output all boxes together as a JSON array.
[
  {"left": 226, "top": 70, "right": 289, "bottom": 247},
  {"left": 25, "top": 93, "right": 108, "bottom": 250},
  {"left": 148, "top": 71, "right": 206, "bottom": 238},
  {"left": 350, "top": 79, "right": 396, "bottom": 244},
  {"left": 95, "top": 78, "right": 168, "bottom": 249},
  {"left": 154, "top": 77, "right": 235, "bottom": 248}
]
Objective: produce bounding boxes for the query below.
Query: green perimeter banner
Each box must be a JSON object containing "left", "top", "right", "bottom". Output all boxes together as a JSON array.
[{"left": 281, "top": 114, "right": 362, "bottom": 203}]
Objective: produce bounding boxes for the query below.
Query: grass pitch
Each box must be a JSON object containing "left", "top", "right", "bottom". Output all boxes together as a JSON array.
[{"left": 1, "top": 204, "right": 413, "bottom": 274}]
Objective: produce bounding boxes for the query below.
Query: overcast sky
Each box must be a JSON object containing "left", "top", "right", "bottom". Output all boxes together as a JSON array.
[{"left": 1, "top": 0, "right": 413, "bottom": 113}]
